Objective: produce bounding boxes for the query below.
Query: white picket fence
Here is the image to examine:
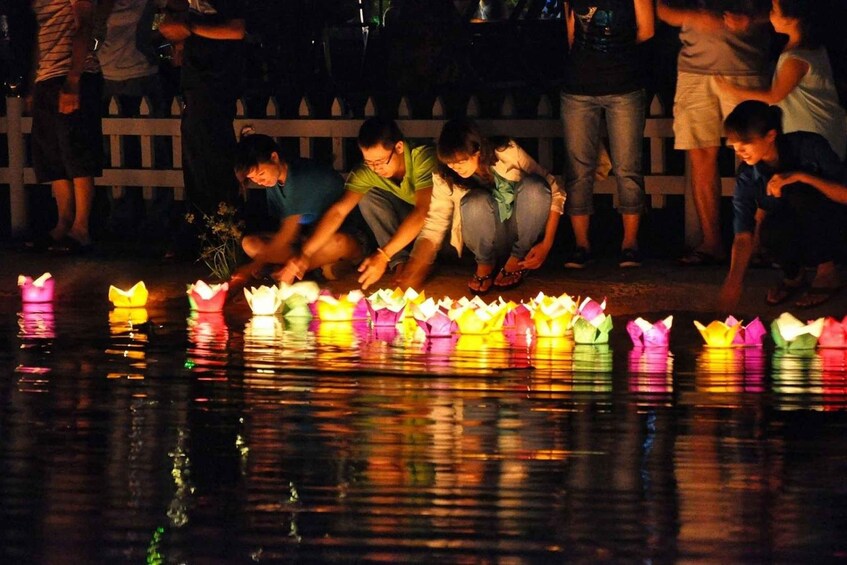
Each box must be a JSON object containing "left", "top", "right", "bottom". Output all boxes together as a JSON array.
[{"left": 0, "top": 93, "right": 735, "bottom": 241}]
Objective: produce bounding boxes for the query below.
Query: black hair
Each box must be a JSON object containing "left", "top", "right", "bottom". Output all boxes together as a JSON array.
[
  {"left": 233, "top": 131, "right": 283, "bottom": 185},
  {"left": 357, "top": 116, "right": 404, "bottom": 149},
  {"left": 724, "top": 100, "right": 784, "bottom": 139},
  {"left": 776, "top": 0, "right": 821, "bottom": 49},
  {"left": 436, "top": 118, "right": 510, "bottom": 188}
]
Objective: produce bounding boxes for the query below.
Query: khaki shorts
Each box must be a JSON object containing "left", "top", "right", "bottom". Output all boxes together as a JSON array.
[{"left": 673, "top": 71, "right": 769, "bottom": 150}]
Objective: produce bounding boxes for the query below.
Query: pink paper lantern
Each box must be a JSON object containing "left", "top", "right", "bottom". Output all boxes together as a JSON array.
[
  {"left": 626, "top": 316, "right": 672, "bottom": 348},
  {"left": 577, "top": 297, "right": 606, "bottom": 323},
  {"left": 187, "top": 281, "right": 229, "bottom": 312},
  {"left": 366, "top": 303, "right": 405, "bottom": 327},
  {"left": 504, "top": 303, "right": 535, "bottom": 335},
  {"left": 819, "top": 316, "right": 847, "bottom": 348},
  {"left": 727, "top": 316, "right": 767, "bottom": 346},
  {"left": 415, "top": 311, "right": 457, "bottom": 338},
  {"left": 18, "top": 273, "right": 55, "bottom": 303}
]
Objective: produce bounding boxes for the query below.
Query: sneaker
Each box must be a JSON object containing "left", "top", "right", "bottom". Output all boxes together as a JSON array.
[
  {"left": 619, "top": 248, "right": 643, "bottom": 268},
  {"left": 564, "top": 247, "right": 592, "bottom": 269}
]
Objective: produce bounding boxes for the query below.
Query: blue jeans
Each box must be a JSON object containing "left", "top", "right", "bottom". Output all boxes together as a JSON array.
[
  {"left": 358, "top": 188, "right": 414, "bottom": 268},
  {"left": 460, "top": 175, "right": 551, "bottom": 265},
  {"left": 561, "top": 89, "right": 646, "bottom": 216}
]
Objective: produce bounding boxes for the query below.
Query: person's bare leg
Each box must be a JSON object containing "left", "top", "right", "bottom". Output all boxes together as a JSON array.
[
  {"left": 688, "top": 146, "right": 724, "bottom": 258},
  {"left": 308, "top": 232, "right": 363, "bottom": 271},
  {"left": 50, "top": 179, "right": 74, "bottom": 241},
  {"left": 621, "top": 213, "right": 640, "bottom": 250},
  {"left": 67, "top": 176, "right": 95, "bottom": 245},
  {"left": 795, "top": 261, "right": 841, "bottom": 308},
  {"left": 570, "top": 214, "right": 591, "bottom": 250}
]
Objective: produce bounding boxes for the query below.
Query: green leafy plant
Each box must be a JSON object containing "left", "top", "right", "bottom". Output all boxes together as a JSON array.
[{"left": 186, "top": 202, "right": 244, "bottom": 281}]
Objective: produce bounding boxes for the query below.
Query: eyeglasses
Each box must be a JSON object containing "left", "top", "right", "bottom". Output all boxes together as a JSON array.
[{"left": 363, "top": 149, "right": 395, "bottom": 170}]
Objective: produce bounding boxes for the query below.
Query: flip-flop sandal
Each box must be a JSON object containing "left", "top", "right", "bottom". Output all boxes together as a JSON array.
[
  {"left": 678, "top": 250, "right": 724, "bottom": 266},
  {"left": 493, "top": 267, "right": 527, "bottom": 291},
  {"left": 766, "top": 278, "right": 807, "bottom": 306},
  {"left": 468, "top": 272, "right": 494, "bottom": 296},
  {"left": 794, "top": 286, "right": 841, "bottom": 308}
]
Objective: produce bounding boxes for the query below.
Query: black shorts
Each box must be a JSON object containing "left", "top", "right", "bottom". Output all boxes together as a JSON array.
[{"left": 31, "top": 73, "right": 104, "bottom": 183}]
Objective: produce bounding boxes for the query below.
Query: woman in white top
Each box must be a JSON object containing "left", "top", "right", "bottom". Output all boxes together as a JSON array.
[
  {"left": 717, "top": 0, "right": 846, "bottom": 159},
  {"left": 398, "top": 118, "right": 565, "bottom": 294}
]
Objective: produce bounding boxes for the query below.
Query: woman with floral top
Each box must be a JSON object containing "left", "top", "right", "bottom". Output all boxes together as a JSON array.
[{"left": 398, "top": 118, "right": 566, "bottom": 294}]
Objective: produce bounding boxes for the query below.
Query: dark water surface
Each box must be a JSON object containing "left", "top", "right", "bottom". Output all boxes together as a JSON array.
[{"left": 2, "top": 301, "right": 847, "bottom": 563}]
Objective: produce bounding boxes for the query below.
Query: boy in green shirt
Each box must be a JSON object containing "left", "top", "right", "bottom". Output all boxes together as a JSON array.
[{"left": 280, "top": 117, "right": 436, "bottom": 289}]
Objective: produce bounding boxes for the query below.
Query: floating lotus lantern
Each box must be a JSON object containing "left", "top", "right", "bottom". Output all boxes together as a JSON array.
[
  {"left": 316, "top": 290, "right": 366, "bottom": 322},
  {"left": 693, "top": 319, "right": 740, "bottom": 348},
  {"left": 412, "top": 297, "right": 457, "bottom": 338},
  {"left": 243, "top": 284, "right": 284, "bottom": 316},
  {"left": 18, "top": 272, "right": 55, "bottom": 303},
  {"left": 503, "top": 301, "right": 535, "bottom": 334},
  {"left": 726, "top": 316, "right": 767, "bottom": 346},
  {"left": 450, "top": 296, "right": 507, "bottom": 335},
  {"left": 532, "top": 292, "right": 577, "bottom": 338},
  {"left": 108, "top": 281, "right": 148, "bottom": 308},
  {"left": 366, "top": 288, "right": 408, "bottom": 327},
  {"left": 771, "top": 312, "right": 825, "bottom": 350},
  {"left": 279, "top": 281, "right": 320, "bottom": 319},
  {"left": 818, "top": 316, "right": 847, "bottom": 348},
  {"left": 572, "top": 297, "right": 612, "bottom": 344},
  {"left": 186, "top": 280, "right": 228, "bottom": 312},
  {"left": 627, "top": 316, "right": 673, "bottom": 348}
]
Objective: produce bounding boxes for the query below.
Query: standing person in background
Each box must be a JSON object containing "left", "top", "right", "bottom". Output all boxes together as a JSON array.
[
  {"left": 716, "top": 0, "right": 846, "bottom": 160},
  {"left": 26, "top": 0, "right": 103, "bottom": 254},
  {"left": 561, "top": 0, "right": 654, "bottom": 269},
  {"left": 657, "top": 0, "right": 771, "bottom": 266},
  {"left": 280, "top": 117, "right": 436, "bottom": 290},
  {"left": 97, "top": 0, "right": 171, "bottom": 240},
  {"left": 158, "top": 0, "right": 245, "bottom": 259}
]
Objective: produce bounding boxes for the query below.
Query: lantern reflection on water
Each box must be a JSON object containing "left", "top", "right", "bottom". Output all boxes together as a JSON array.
[{"left": 18, "top": 302, "right": 56, "bottom": 340}]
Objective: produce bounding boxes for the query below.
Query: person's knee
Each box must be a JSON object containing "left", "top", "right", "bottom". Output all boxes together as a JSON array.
[
  {"left": 461, "top": 190, "right": 492, "bottom": 221},
  {"left": 358, "top": 189, "right": 390, "bottom": 217},
  {"left": 517, "top": 175, "right": 550, "bottom": 202}
]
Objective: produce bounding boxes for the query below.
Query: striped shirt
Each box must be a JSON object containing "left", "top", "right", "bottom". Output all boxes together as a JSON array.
[{"left": 34, "top": 0, "right": 100, "bottom": 83}]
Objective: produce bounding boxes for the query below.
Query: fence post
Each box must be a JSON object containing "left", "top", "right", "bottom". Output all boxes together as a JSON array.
[
  {"left": 299, "top": 97, "right": 312, "bottom": 159},
  {"left": 7, "top": 96, "right": 27, "bottom": 235},
  {"left": 331, "top": 97, "right": 345, "bottom": 171}
]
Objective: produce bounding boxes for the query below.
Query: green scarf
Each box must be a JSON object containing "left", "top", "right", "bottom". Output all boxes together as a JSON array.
[{"left": 492, "top": 169, "right": 518, "bottom": 222}]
